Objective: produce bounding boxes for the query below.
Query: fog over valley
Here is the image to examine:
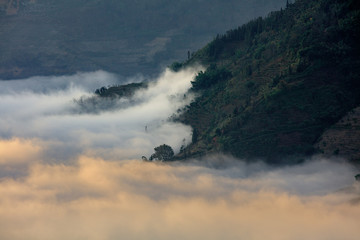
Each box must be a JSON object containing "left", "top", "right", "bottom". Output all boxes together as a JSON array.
[
  {"left": 1, "top": 0, "right": 360, "bottom": 239},
  {"left": 0, "top": 69, "right": 359, "bottom": 239},
  {"left": 0, "top": 68, "right": 200, "bottom": 165}
]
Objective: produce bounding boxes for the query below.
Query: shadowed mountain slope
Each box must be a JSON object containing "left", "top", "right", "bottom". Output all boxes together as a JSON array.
[
  {"left": 94, "top": 0, "right": 360, "bottom": 164},
  {"left": 174, "top": 0, "right": 360, "bottom": 163}
]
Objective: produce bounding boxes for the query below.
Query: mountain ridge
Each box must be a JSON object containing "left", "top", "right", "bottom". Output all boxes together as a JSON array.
[
  {"left": 174, "top": 0, "right": 360, "bottom": 163},
  {"left": 97, "top": 0, "right": 360, "bottom": 164}
]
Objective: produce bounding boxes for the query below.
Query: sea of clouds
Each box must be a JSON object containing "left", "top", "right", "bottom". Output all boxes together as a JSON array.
[{"left": 0, "top": 68, "right": 359, "bottom": 240}]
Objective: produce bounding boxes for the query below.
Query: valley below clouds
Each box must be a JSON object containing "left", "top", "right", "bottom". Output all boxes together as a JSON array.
[{"left": 1, "top": 68, "right": 359, "bottom": 240}]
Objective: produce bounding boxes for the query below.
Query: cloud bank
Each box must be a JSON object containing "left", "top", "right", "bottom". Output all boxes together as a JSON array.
[
  {"left": 0, "top": 148, "right": 359, "bottom": 240},
  {"left": 0, "top": 68, "right": 359, "bottom": 240},
  {"left": 0, "top": 68, "right": 200, "bottom": 164}
]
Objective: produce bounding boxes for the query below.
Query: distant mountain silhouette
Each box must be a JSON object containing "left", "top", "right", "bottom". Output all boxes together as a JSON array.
[{"left": 0, "top": 0, "right": 285, "bottom": 79}]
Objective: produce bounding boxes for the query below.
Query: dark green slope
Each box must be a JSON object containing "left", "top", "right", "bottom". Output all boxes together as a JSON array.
[{"left": 175, "top": 0, "right": 360, "bottom": 163}]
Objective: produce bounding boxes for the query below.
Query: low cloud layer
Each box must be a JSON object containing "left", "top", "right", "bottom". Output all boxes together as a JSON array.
[
  {"left": 0, "top": 70, "right": 119, "bottom": 94},
  {"left": 0, "top": 68, "right": 200, "bottom": 164},
  {"left": 0, "top": 146, "right": 359, "bottom": 240},
  {"left": 0, "top": 69, "right": 359, "bottom": 239}
]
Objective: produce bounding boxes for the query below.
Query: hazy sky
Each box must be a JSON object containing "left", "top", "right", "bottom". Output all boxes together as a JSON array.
[
  {"left": 0, "top": 0, "right": 287, "bottom": 79},
  {"left": 0, "top": 68, "right": 359, "bottom": 239}
]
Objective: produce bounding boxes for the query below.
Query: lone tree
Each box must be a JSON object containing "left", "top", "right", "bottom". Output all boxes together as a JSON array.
[{"left": 149, "top": 144, "right": 174, "bottom": 161}]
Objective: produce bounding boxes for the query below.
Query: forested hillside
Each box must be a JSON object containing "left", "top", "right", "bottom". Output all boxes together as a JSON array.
[{"left": 174, "top": 0, "right": 360, "bottom": 163}]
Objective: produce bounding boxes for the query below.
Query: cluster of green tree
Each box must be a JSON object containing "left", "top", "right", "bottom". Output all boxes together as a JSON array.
[
  {"left": 175, "top": 0, "right": 360, "bottom": 163},
  {"left": 191, "top": 64, "right": 232, "bottom": 90},
  {"left": 94, "top": 82, "right": 147, "bottom": 98},
  {"left": 169, "top": 62, "right": 183, "bottom": 72},
  {"left": 197, "top": 0, "right": 360, "bottom": 67},
  {"left": 148, "top": 144, "right": 174, "bottom": 161}
]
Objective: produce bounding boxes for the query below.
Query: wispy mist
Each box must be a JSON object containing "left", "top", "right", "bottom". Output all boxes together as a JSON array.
[
  {"left": 0, "top": 70, "right": 118, "bottom": 94},
  {"left": 0, "top": 68, "right": 200, "bottom": 165},
  {"left": 0, "top": 68, "right": 359, "bottom": 239}
]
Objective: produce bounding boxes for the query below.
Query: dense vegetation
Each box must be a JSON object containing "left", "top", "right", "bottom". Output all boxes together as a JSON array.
[
  {"left": 175, "top": 0, "right": 360, "bottom": 163},
  {"left": 93, "top": 0, "right": 360, "bottom": 164},
  {"left": 191, "top": 64, "right": 232, "bottom": 90},
  {"left": 149, "top": 144, "right": 175, "bottom": 161}
]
